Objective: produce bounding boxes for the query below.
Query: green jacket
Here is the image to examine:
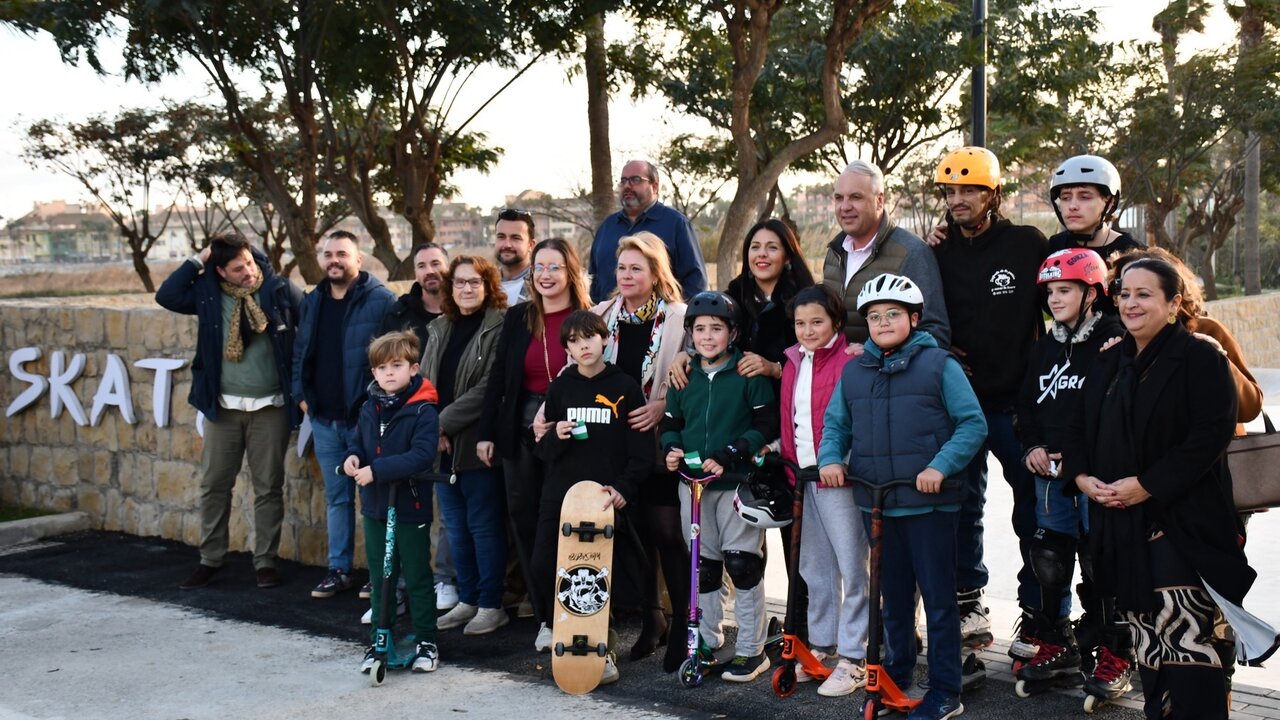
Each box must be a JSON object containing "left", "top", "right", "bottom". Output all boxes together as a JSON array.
[
  {"left": 661, "top": 348, "right": 778, "bottom": 490},
  {"left": 420, "top": 307, "right": 504, "bottom": 473}
]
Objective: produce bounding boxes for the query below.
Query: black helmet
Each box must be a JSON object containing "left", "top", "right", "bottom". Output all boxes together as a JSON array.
[{"left": 684, "top": 291, "right": 740, "bottom": 331}]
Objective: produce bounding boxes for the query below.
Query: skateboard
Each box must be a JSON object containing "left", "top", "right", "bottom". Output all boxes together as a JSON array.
[{"left": 551, "top": 480, "right": 616, "bottom": 695}]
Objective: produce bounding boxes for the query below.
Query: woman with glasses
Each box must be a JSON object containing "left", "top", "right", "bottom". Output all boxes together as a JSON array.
[
  {"left": 476, "top": 237, "right": 592, "bottom": 645},
  {"left": 586, "top": 231, "right": 690, "bottom": 670},
  {"left": 422, "top": 256, "right": 510, "bottom": 636}
]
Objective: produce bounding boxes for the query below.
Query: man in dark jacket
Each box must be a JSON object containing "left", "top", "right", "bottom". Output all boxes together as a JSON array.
[
  {"left": 931, "top": 146, "right": 1050, "bottom": 648},
  {"left": 155, "top": 233, "right": 303, "bottom": 591},
  {"left": 293, "top": 230, "right": 396, "bottom": 598},
  {"left": 380, "top": 242, "right": 449, "bottom": 353}
]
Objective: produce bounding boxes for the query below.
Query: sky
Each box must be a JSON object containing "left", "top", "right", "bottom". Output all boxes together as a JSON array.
[{"left": 0, "top": 1, "right": 1236, "bottom": 225}]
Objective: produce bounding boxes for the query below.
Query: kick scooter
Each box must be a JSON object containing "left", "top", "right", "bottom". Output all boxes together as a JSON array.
[{"left": 764, "top": 456, "right": 833, "bottom": 696}]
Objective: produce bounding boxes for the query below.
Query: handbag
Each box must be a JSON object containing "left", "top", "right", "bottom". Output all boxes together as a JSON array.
[{"left": 1228, "top": 412, "right": 1280, "bottom": 511}]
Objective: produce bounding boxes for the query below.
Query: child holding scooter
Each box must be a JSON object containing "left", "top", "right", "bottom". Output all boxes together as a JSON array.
[
  {"left": 533, "top": 310, "right": 650, "bottom": 686},
  {"left": 777, "top": 285, "right": 869, "bottom": 697},
  {"left": 817, "top": 274, "right": 986, "bottom": 720},
  {"left": 662, "top": 291, "right": 779, "bottom": 683},
  {"left": 347, "top": 331, "right": 443, "bottom": 676},
  {"left": 1013, "top": 249, "right": 1126, "bottom": 706}
]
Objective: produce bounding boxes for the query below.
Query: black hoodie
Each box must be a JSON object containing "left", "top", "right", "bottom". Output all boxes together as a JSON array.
[
  {"left": 934, "top": 218, "right": 1049, "bottom": 411},
  {"left": 535, "top": 363, "right": 651, "bottom": 502}
]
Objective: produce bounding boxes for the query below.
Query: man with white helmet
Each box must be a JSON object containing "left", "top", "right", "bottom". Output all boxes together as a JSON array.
[
  {"left": 930, "top": 146, "right": 1049, "bottom": 653},
  {"left": 1048, "top": 154, "right": 1143, "bottom": 265}
]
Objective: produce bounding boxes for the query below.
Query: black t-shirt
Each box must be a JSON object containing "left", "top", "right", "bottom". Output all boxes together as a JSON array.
[
  {"left": 616, "top": 320, "right": 655, "bottom": 386},
  {"left": 311, "top": 292, "right": 350, "bottom": 422},
  {"left": 437, "top": 310, "right": 484, "bottom": 410}
]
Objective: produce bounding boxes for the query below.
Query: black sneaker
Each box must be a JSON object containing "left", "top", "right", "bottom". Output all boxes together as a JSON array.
[
  {"left": 359, "top": 581, "right": 372, "bottom": 599},
  {"left": 721, "top": 653, "right": 770, "bottom": 682},
  {"left": 906, "top": 689, "right": 964, "bottom": 719},
  {"left": 312, "top": 568, "right": 354, "bottom": 598}
]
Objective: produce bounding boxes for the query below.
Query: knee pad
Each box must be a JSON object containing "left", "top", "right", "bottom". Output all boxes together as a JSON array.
[
  {"left": 1030, "top": 527, "right": 1077, "bottom": 589},
  {"left": 698, "top": 558, "right": 724, "bottom": 594},
  {"left": 724, "top": 550, "right": 764, "bottom": 590}
]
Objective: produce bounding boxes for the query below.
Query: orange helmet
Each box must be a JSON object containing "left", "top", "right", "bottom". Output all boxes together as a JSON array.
[{"left": 934, "top": 146, "right": 1001, "bottom": 190}]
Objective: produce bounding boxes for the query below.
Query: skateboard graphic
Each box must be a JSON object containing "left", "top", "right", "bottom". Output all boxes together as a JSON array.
[{"left": 551, "top": 480, "right": 616, "bottom": 695}]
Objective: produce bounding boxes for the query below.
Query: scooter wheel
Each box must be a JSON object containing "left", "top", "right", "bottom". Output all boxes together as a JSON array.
[
  {"left": 771, "top": 665, "right": 797, "bottom": 697},
  {"left": 1015, "top": 679, "right": 1031, "bottom": 698},
  {"left": 678, "top": 658, "right": 703, "bottom": 688},
  {"left": 1083, "top": 693, "right": 1100, "bottom": 714},
  {"left": 862, "top": 696, "right": 882, "bottom": 720},
  {"left": 370, "top": 659, "right": 386, "bottom": 687}
]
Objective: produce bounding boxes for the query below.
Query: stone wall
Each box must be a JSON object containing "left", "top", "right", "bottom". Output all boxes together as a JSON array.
[{"left": 1, "top": 289, "right": 1277, "bottom": 567}]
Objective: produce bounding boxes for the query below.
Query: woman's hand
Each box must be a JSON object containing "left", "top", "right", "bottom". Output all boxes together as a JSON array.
[
  {"left": 668, "top": 353, "right": 691, "bottom": 390},
  {"left": 737, "top": 351, "right": 780, "bottom": 379},
  {"left": 1108, "top": 476, "right": 1152, "bottom": 509},
  {"left": 601, "top": 485, "right": 627, "bottom": 510},
  {"left": 628, "top": 398, "right": 665, "bottom": 432},
  {"left": 532, "top": 408, "right": 551, "bottom": 441},
  {"left": 1075, "top": 474, "right": 1117, "bottom": 505},
  {"left": 476, "top": 441, "right": 495, "bottom": 467}
]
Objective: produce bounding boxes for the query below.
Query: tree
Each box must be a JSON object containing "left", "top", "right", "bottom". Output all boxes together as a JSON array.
[
  {"left": 21, "top": 108, "right": 193, "bottom": 291},
  {"left": 1230, "top": 0, "right": 1280, "bottom": 295}
]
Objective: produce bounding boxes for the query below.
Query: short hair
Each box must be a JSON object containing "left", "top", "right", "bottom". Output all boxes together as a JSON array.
[
  {"left": 325, "top": 229, "right": 359, "bottom": 247},
  {"left": 614, "top": 232, "right": 683, "bottom": 304},
  {"left": 411, "top": 242, "right": 448, "bottom": 261},
  {"left": 207, "top": 233, "right": 253, "bottom": 270},
  {"left": 840, "top": 160, "right": 885, "bottom": 195},
  {"left": 560, "top": 310, "right": 609, "bottom": 348},
  {"left": 495, "top": 208, "right": 535, "bottom": 239},
  {"left": 625, "top": 159, "right": 661, "bottom": 184},
  {"left": 787, "top": 285, "right": 846, "bottom": 329},
  {"left": 368, "top": 330, "right": 420, "bottom": 367},
  {"left": 441, "top": 255, "right": 508, "bottom": 319}
]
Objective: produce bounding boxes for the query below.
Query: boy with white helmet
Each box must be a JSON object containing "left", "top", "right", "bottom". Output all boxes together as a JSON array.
[
  {"left": 1048, "top": 154, "right": 1143, "bottom": 264},
  {"left": 818, "top": 273, "right": 987, "bottom": 720}
]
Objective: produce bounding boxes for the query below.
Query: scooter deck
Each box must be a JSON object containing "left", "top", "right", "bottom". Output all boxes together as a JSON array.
[{"left": 551, "top": 481, "right": 615, "bottom": 695}]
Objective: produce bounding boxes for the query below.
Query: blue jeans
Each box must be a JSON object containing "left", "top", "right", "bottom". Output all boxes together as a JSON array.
[
  {"left": 956, "top": 410, "right": 1039, "bottom": 609},
  {"left": 870, "top": 509, "right": 962, "bottom": 697},
  {"left": 1034, "top": 476, "right": 1088, "bottom": 617},
  {"left": 311, "top": 417, "right": 357, "bottom": 572},
  {"left": 436, "top": 462, "right": 507, "bottom": 609}
]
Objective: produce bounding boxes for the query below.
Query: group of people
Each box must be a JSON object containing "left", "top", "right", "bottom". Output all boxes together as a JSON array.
[{"left": 154, "top": 147, "right": 1271, "bottom": 720}]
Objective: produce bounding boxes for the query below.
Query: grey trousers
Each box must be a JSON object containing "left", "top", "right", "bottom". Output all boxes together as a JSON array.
[
  {"left": 198, "top": 405, "right": 288, "bottom": 569},
  {"left": 799, "top": 483, "right": 870, "bottom": 660},
  {"left": 680, "top": 485, "right": 767, "bottom": 656}
]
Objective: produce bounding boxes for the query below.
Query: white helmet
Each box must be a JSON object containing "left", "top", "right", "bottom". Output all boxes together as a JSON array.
[
  {"left": 856, "top": 273, "right": 924, "bottom": 317},
  {"left": 1050, "top": 155, "right": 1122, "bottom": 198}
]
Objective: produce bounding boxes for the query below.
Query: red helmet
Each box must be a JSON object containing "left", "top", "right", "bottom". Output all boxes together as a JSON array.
[{"left": 1037, "top": 248, "right": 1107, "bottom": 296}]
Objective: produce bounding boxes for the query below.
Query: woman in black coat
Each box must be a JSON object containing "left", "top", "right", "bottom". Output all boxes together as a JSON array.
[{"left": 1063, "top": 257, "right": 1265, "bottom": 719}]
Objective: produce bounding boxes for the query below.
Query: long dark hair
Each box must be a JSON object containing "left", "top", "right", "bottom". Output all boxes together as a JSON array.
[{"left": 732, "top": 218, "right": 815, "bottom": 319}]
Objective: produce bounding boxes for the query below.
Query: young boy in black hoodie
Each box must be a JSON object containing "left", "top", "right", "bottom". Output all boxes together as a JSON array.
[
  {"left": 347, "top": 331, "right": 442, "bottom": 675},
  {"left": 1014, "top": 248, "right": 1124, "bottom": 694},
  {"left": 533, "top": 310, "right": 651, "bottom": 686}
]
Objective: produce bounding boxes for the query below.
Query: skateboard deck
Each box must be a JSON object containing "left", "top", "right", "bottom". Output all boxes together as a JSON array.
[{"left": 551, "top": 480, "right": 616, "bottom": 695}]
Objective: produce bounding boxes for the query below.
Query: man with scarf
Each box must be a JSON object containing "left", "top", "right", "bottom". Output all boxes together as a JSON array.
[{"left": 156, "top": 233, "right": 303, "bottom": 591}]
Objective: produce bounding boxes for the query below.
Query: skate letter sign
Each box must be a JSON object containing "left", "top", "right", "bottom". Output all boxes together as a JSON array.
[{"left": 6, "top": 347, "right": 185, "bottom": 428}]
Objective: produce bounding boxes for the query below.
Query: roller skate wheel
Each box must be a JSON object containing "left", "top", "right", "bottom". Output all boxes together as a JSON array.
[
  {"left": 678, "top": 657, "right": 703, "bottom": 688},
  {"left": 1084, "top": 693, "right": 1100, "bottom": 714},
  {"left": 1015, "top": 679, "right": 1031, "bottom": 697},
  {"left": 771, "top": 665, "right": 796, "bottom": 697},
  {"left": 370, "top": 659, "right": 386, "bottom": 686}
]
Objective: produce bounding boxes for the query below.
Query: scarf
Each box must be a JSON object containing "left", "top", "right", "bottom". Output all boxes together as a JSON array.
[
  {"left": 220, "top": 277, "right": 268, "bottom": 362},
  {"left": 369, "top": 376, "right": 422, "bottom": 436},
  {"left": 604, "top": 294, "right": 666, "bottom": 397}
]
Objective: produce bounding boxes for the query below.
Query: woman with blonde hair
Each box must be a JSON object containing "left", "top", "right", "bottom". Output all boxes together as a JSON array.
[{"left": 591, "top": 231, "right": 690, "bottom": 669}]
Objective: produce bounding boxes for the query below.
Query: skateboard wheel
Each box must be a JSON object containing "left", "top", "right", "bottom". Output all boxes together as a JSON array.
[
  {"left": 1015, "top": 679, "right": 1031, "bottom": 698},
  {"left": 553, "top": 642, "right": 565, "bottom": 657},
  {"left": 771, "top": 665, "right": 796, "bottom": 697},
  {"left": 597, "top": 642, "right": 608, "bottom": 657},
  {"left": 561, "top": 522, "right": 572, "bottom": 537},
  {"left": 1084, "top": 694, "right": 1100, "bottom": 714},
  {"left": 603, "top": 524, "right": 614, "bottom": 539}
]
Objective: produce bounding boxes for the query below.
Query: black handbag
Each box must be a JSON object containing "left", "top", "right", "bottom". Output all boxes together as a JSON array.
[{"left": 1229, "top": 412, "right": 1280, "bottom": 511}]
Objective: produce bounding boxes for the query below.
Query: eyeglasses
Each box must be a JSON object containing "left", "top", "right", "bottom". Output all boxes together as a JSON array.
[
  {"left": 452, "top": 278, "right": 483, "bottom": 289},
  {"left": 533, "top": 263, "right": 564, "bottom": 275},
  {"left": 619, "top": 175, "right": 652, "bottom": 187},
  {"left": 866, "top": 309, "right": 907, "bottom": 325}
]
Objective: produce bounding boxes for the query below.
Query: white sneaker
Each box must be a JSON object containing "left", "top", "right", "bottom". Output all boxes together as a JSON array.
[
  {"left": 361, "top": 589, "right": 407, "bottom": 625},
  {"left": 435, "top": 581, "right": 459, "bottom": 611},
  {"left": 411, "top": 641, "right": 439, "bottom": 673},
  {"left": 437, "top": 602, "right": 478, "bottom": 630},
  {"left": 817, "top": 657, "right": 866, "bottom": 697},
  {"left": 463, "top": 607, "right": 510, "bottom": 635},
  {"left": 534, "top": 622, "right": 552, "bottom": 652},
  {"left": 796, "top": 649, "right": 829, "bottom": 682},
  {"left": 600, "top": 652, "right": 619, "bottom": 685}
]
